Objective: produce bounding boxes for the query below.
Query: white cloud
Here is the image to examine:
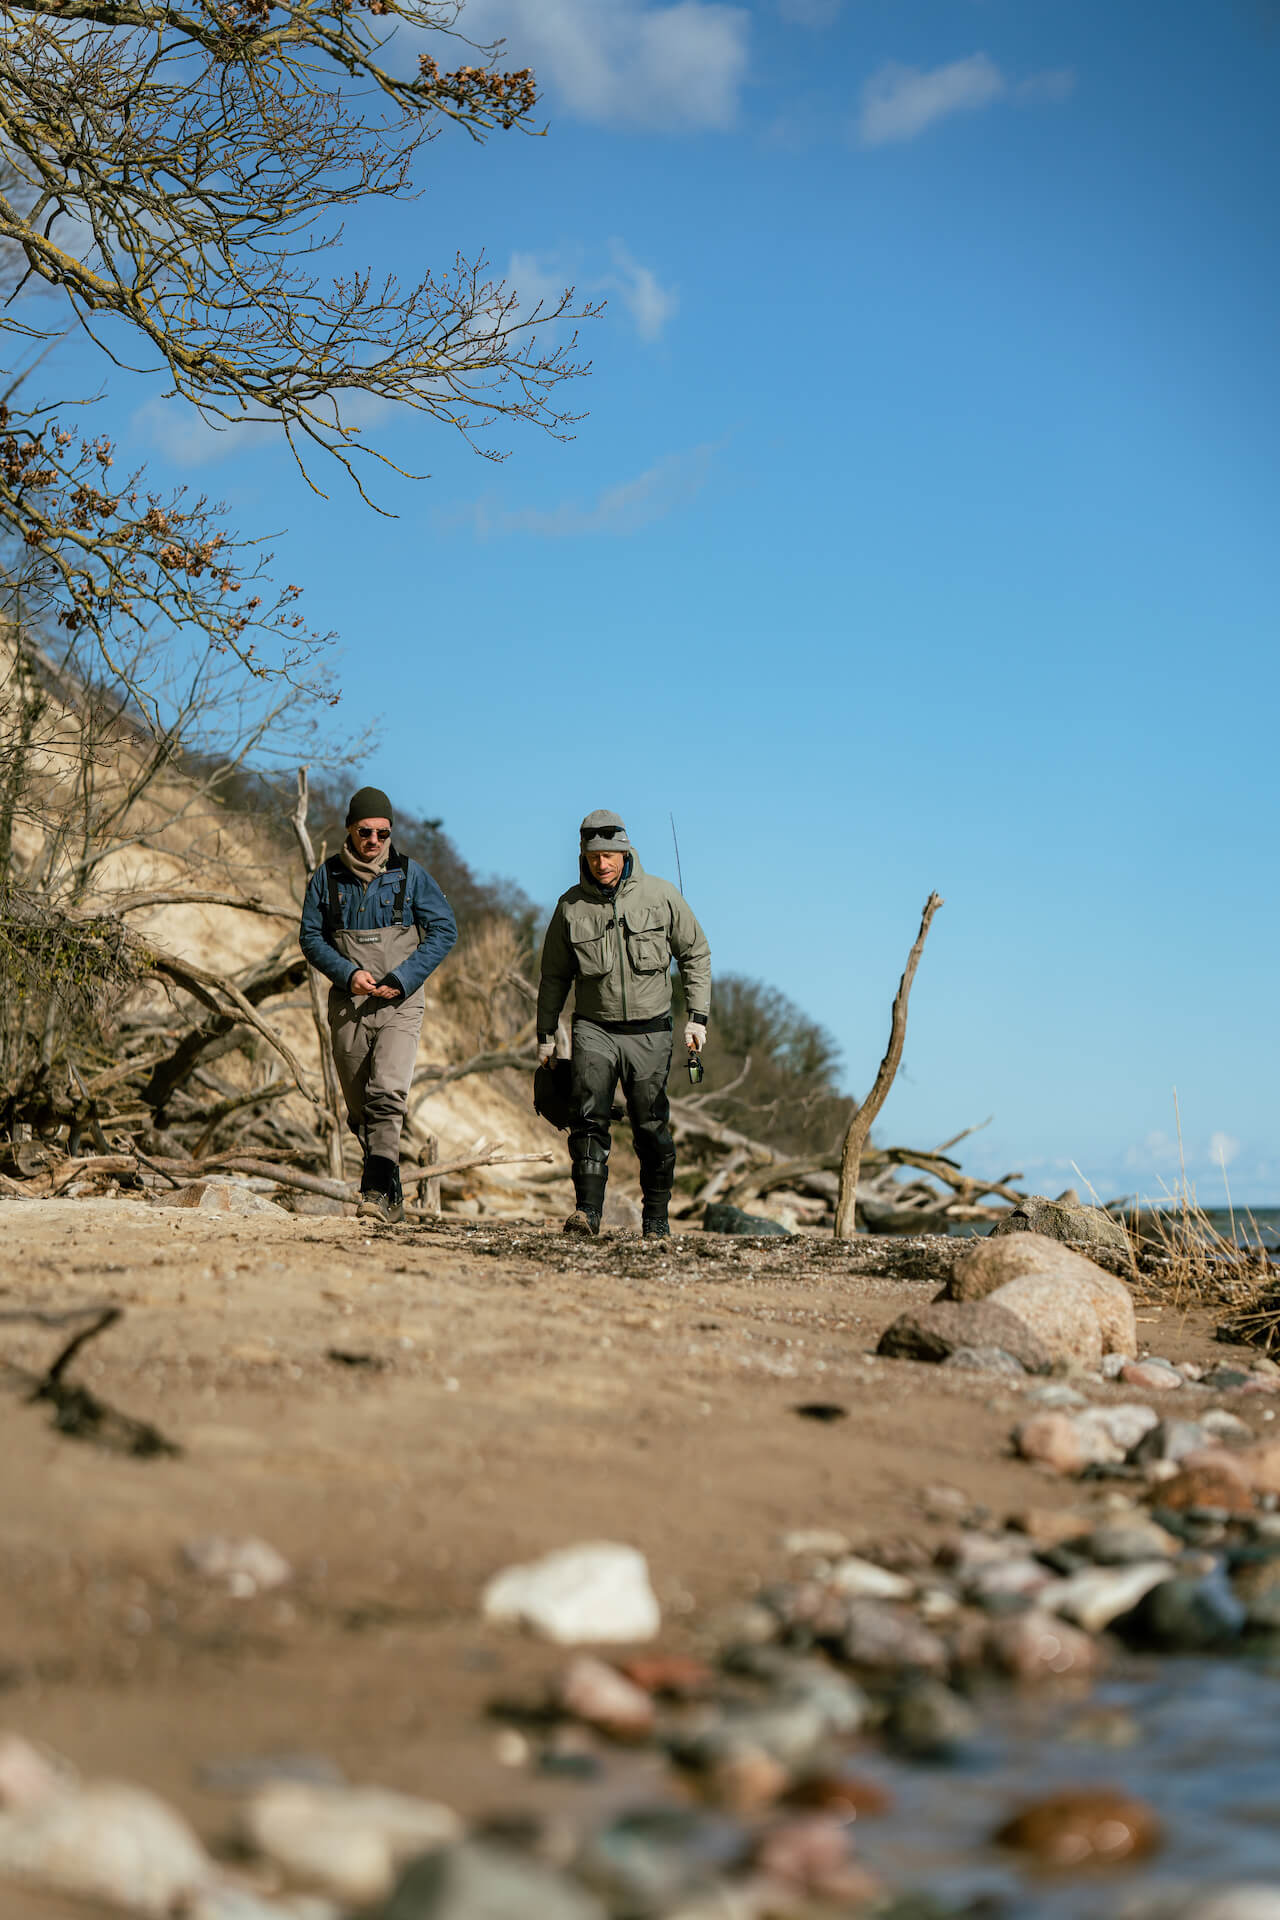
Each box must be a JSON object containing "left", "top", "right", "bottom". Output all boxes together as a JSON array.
[
  {"left": 441, "top": 439, "right": 717, "bottom": 538},
  {"left": 857, "top": 53, "right": 1006, "bottom": 147},
  {"left": 133, "top": 394, "right": 244, "bottom": 467},
  {"left": 1017, "top": 67, "right": 1077, "bottom": 105},
  {"left": 457, "top": 0, "right": 750, "bottom": 129},
  {"left": 1209, "top": 1131, "right": 1241, "bottom": 1169},
  {"left": 776, "top": 0, "right": 843, "bottom": 25},
  {"left": 603, "top": 241, "right": 678, "bottom": 342}
]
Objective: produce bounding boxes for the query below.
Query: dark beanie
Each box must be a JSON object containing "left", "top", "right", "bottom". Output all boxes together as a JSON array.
[{"left": 346, "top": 785, "right": 393, "bottom": 826}]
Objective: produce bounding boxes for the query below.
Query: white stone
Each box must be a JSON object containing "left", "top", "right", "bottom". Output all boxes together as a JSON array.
[
  {"left": 0, "top": 1781, "right": 211, "bottom": 1915},
  {"left": 1039, "top": 1561, "right": 1174, "bottom": 1633},
  {"left": 182, "top": 1536, "right": 292, "bottom": 1598},
  {"left": 1076, "top": 1403, "right": 1161, "bottom": 1454},
  {"left": 827, "top": 1555, "right": 913, "bottom": 1599},
  {"left": 188, "top": 1889, "right": 342, "bottom": 1919},
  {"left": 0, "top": 1734, "right": 73, "bottom": 1810},
  {"left": 1101, "top": 1352, "right": 1133, "bottom": 1379},
  {"left": 242, "top": 1783, "right": 460, "bottom": 1905},
  {"left": 1202, "top": 1409, "right": 1253, "bottom": 1444},
  {"left": 781, "top": 1529, "right": 853, "bottom": 1558},
  {"left": 482, "top": 1542, "right": 661, "bottom": 1644},
  {"left": 1121, "top": 1890, "right": 1280, "bottom": 1920}
]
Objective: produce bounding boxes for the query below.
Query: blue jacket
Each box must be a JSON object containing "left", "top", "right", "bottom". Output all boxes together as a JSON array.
[{"left": 299, "top": 849, "right": 458, "bottom": 998}]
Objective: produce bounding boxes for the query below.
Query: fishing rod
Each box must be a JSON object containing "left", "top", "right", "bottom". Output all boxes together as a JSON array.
[{"left": 669, "top": 812, "right": 702, "bottom": 1085}]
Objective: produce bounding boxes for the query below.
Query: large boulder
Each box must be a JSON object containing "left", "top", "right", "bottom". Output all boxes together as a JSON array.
[
  {"left": 947, "top": 1233, "right": 1136, "bottom": 1355},
  {"left": 876, "top": 1301, "right": 1051, "bottom": 1373},
  {"left": 989, "top": 1194, "right": 1131, "bottom": 1257},
  {"left": 983, "top": 1274, "right": 1104, "bottom": 1370}
]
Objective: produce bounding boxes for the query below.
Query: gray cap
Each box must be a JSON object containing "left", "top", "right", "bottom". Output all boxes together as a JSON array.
[{"left": 579, "top": 808, "right": 632, "bottom": 853}]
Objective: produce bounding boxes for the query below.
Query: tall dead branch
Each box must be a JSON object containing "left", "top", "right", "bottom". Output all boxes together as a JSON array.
[{"left": 834, "top": 893, "right": 944, "bottom": 1240}]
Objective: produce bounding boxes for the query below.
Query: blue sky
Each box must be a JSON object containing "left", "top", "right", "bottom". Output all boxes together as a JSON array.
[{"left": 53, "top": 0, "right": 1280, "bottom": 1202}]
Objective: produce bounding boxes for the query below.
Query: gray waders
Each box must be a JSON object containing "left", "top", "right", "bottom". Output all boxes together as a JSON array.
[
  {"left": 567, "top": 1017, "right": 676, "bottom": 1231},
  {"left": 325, "top": 864, "right": 425, "bottom": 1192}
]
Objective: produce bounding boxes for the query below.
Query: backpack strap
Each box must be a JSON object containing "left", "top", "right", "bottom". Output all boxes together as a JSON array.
[
  {"left": 321, "top": 854, "right": 346, "bottom": 936},
  {"left": 390, "top": 850, "right": 409, "bottom": 926}
]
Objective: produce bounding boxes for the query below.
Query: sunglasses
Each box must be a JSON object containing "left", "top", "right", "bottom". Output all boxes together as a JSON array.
[
  {"left": 353, "top": 826, "right": 391, "bottom": 842},
  {"left": 584, "top": 827, "right": 624, "bottom": 842}
]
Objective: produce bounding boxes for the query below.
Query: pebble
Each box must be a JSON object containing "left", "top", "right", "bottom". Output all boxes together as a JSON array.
[
  {"left": 827, "top": 1555, "right": 914, "bottom": 1600},
  {"left": 941, "top": 1346, "right": 1028, "bottom": 1377},
  {"left": 984, "top": 1609, "right": 1102, "bottom": 1682},
  {"left": 188, "top": 1893, "right": 342, "bottom": 1919},
  {"left": 1101, "top": 1352, "right": 1135, "bottom": 1378},
  {"left": 618, "top": 1654, "right": 714, "bottom": 1699},
  {"left": 883, "top": 1678, "right": 979, "bottom": 1758},
  {"left": 0, "top": 1780, "right": 212, "bottom": 1915},
  {"left": 1120, "top": 1888, "right": 1280, "bottom": 1919},
  {"left": 1116, "top": 1572, "right": 1246, "bottom": 1651},
  {"left": 1130, "top": 1420, "right": 1210, "bottom": 1464},
  {"left": 1025, "top": 1384, "right": 1089, "bottom": 1410},
  {"left": 557, "top": 1657, "right": 655, "bottom": 1740},
  {"left": 780, "top": 1530, "right": 851, "bottom": 1558},
  {"left": 753, "top": 1812, "right": 878, "bottom": 1902},
  {"left": 242, "top": 1783, "right": 460, "bottom": 1904},
  {"left": 182, "top": 1536, "right": 292, "bottom": 1598},
  {"left": 875, "top": 1301, "right": 1051, "bottom": 1373},
  {"left": 994, "top": 1786, "right": 1161, "bottom": 1867},
  {"left": 1229, "top": 1558, "right": 1280, "bottom": 1632},
  {"left": 1038, "top": 1562, "right": 1174, "bottom": 1633},
  {"left": 1084, "top": 1521, "right": 1179, "bottom": 1564},
  {"left": 0, "top": 1734, "right": 71, "bottom": 1810},
  {"left": 1079, "top": 1404, "right": 1162, "bottom": 1454},
  {"left": 1156, "top": 1462, "right": 1254, "bottom": 1513},
  {"left": 575, "top": 1807, "right": 750, "bottom": 1912},
  {"left": 963, "top": 1557, "right": 1053, "bottom": 1605},
  {"left": 840, "top": 1599, "right": 948, "bottom": 1673},
  {"left": 1010, "top": 1508, "right": 1090, "bottom": 1548},
  {"left": 1201, "top": 1410, "right": 1254, "bottom": 1444},
  {"left": 1203, "top": 1368, "right": 1254, "bottom": 1391},
  {"left": 482, "top": 1543, "right": 661, "bottom": 1644},
  {"left": 1014, "top": 1412, "right": 1091, "bottom": 1475},
  {"left": 705, "top": 1747, "right": 789, "bottom": 1815},
  {"left": 783, "top": 1771, "right": 893, "bottom": 1815},
  {"left": 1122, "top": 1360, "right": 1184, "bottom": 1392},
  {"left": 1238, "top": 1442, "right": 1280, "bottom": 1495},
  {"left": 374, "top": 1842, "right": 606, "bottom": 1919}
]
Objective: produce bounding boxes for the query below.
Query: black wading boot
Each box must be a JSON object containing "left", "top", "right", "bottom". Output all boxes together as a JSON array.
[
  {"left": 564, "top": 1160, "right": 607, "bottom": 1238},
  {"left": 641, "top": 1190, "right": 671, "bottom": 1239},
  {"left": 357, "top": 1153, "right": 402, "bottom": 1225}
]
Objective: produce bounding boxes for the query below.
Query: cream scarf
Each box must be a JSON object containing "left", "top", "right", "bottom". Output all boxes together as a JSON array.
[{"left": 338, "top": 835, "right": 390, "bottom": 889}]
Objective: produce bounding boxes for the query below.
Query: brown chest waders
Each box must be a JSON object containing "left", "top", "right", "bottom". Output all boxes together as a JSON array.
[{"left": 324, "top": 862, "right": 425, "bottom": 1173}]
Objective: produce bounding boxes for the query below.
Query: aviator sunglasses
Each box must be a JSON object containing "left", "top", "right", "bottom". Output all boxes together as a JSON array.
[{"left": 353, "top": 825, "right": 391, "bottom": 842}]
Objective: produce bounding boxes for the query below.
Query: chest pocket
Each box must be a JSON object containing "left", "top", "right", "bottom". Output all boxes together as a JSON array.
[
  {"left": 563, "top": 907, "right": 614, "bottom": 979},
  {"left": 622, "top": 905, "right": 669, "bottom": 975}
]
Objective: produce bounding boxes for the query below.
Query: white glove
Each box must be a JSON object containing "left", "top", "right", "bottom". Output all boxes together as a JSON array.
[
  {"left": 536, "top": 1038, "right": 557, "bottom": 1068},
  {"left": 684, "top": 1021, "right": 706, "bottom": 1054}
]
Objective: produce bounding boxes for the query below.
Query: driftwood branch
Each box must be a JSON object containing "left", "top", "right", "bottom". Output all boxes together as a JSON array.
[
  {"left": 145, "top": 947, "right": 319, "bottom": 1107},
  {"left": 111, "top": 892, "right": 295, "bottom": 918},
  {"left": 835, "top": 892, "right": 944, "bottom": 1240}
]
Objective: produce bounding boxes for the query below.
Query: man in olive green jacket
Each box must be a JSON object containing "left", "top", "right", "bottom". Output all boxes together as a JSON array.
[{"left": 537, "top": 809, "right": 711, "bottom": 1239}]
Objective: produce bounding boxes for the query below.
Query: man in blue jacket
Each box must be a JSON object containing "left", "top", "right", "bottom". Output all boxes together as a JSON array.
[{"left": 299, "top": 785, "right": 457, "bottom": 1223}]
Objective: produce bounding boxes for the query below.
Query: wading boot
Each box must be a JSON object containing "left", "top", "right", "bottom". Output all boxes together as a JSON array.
[
  {"left": 357, "top": 1153, "right": 399, "bottom": 1225},
  {"left": 642, "top": 1191, "right": 671, "bottom": 1240},
  {"left": 563, "top": 1159, "right": 606, "bottom": 1237}
]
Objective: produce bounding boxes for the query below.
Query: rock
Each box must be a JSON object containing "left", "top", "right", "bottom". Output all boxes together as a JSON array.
[
  {"left": 1101, "top": 1352, "right": 1133, "bottom": 1379},
  {"left": 963, "top": 1556, "right": 1052, "bottom": 1606},
  {"left": 187, "top": 1891, "right": 343, "bottom": 1919},
  {"left": 783, "top": 1773, "right": 893, "bottom": 1816},
  {"left": 840, "top": 1599, "right": 948, "bottom": 1673},
  {"left": 1237, "top": 1442, "right": 1280, "bottom": 1495},
  {"left": 0, "top": 1734, "right": 72, "bottom": 1810},
  {"left": 989, "top": 1196, "right": 1131, "bottom": 1257},
  {"left": 720, "top": 1648, "right": 868, "bottom": 1739},
  {"left": 1013, "top": 1412, "right": 1096, "bottom": 1475},
  {"left": 1129, "top": 1419, "right": 1209, "bottom": 1464},
  {"left": 168, "top": 1179, "right": 283, "bottom": 1216},
  {"left": 1156, "top": 1462, "right": 1254, "bottom": 1513},
  {"left": 1115, "top": 1571, "right": 1246, "bottom": 1650},
  {"left": 1083, "top": 1521, "right": 1179, "bottom": 1563},
  {"left": 753, "top": 1813, "right": 878, "bottom": 1903},
  {"left": 876, "top": 1302, "right": 1050, "bottom": 1373},
  {"left": 674, "top": 1699, "right": 828, "bottom": 1774},
  {"left": 1038, "top": 1562, "right": 1174, "bottom": 1632},
  {"left": 781, "top": 1529, "right": 852, "bottom": 1558},
  {"left": 827, "top": 1556, "right": 914, "bottom": 1600},
  {"left": 482, "top": 1543, "right": 660, "bottom": 1644},
  {"left": 948, "top": 1234, "right": 1137, "bottom": 1353},
  {"left": 617, "top": 1654, "right": 714, "bottom": 1699},
  {"left": 1078, "top": 1403, "right": 1161, "bottom": 1454},
  {"left": 1120, "top": 1890, "right": 1280, "bottom": 1920},
  {"left": 242, "top": 1784, "right": 461, "bottom": 1904},
  {"left": 1009, "top": 1508, "right": 1090, "bottom": 1549},
  {"left": 0, "top": 1781, "right": 211, "bottom": 1915},
  {"left": 705, "top": 1747, "right": 789, "bottom": 1814},
  {"left": 993, "top": 1786, "right": 1160, "bottom": 1866},
  {"left": 702, "top": 1203, "right": 789, "bottom": 1236},
  {"left": 556, "top": 1657, "right": 655, "bottom": 1740},
  {"left": 1026, "top": 1383, "right": 1089, "bottom": 1409},
  {"left": 983, "top": 1276, "right": 1103, "bottom": 1370},
  {"left": 575, "top": 1807, "right": 751, "bottom": 1912},
  {"left": 1203, "top": 1367, "right": 1254, "bottom": 1392},
  {"left": 884, "top": 1679, "right": 978, "bottom": 1757},
  {"left": 984, "top": 1609, "right": 1102, "bottom": 1682},
  {"left": 1201, "top": 1410, "right": 1253, "bottom": 1443},
  {"left": 1122, "top": 1360, "right": 1184, "bottom": 1392},
  {"left": 941, "top": 1346, "right": 1028, "bottom": 1376},
  {"left": 374, "top": 1842, "right": 606, "bottom": 1920},
  {"left": 182, "top": 1537, "right": 292, "bottom": 1598},
  {"left": 1230, "top": 1559, "right": 1280, "bottom": 1632}
]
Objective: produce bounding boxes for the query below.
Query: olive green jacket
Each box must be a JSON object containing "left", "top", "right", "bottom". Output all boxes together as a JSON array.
[{"left": 537, "top": 853, "right": 711, "bottom": 1037}]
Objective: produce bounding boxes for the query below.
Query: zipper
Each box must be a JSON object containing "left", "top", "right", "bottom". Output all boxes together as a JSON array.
[{"left": 612, "top": 896, "right": 627, "bottom": 1020}]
